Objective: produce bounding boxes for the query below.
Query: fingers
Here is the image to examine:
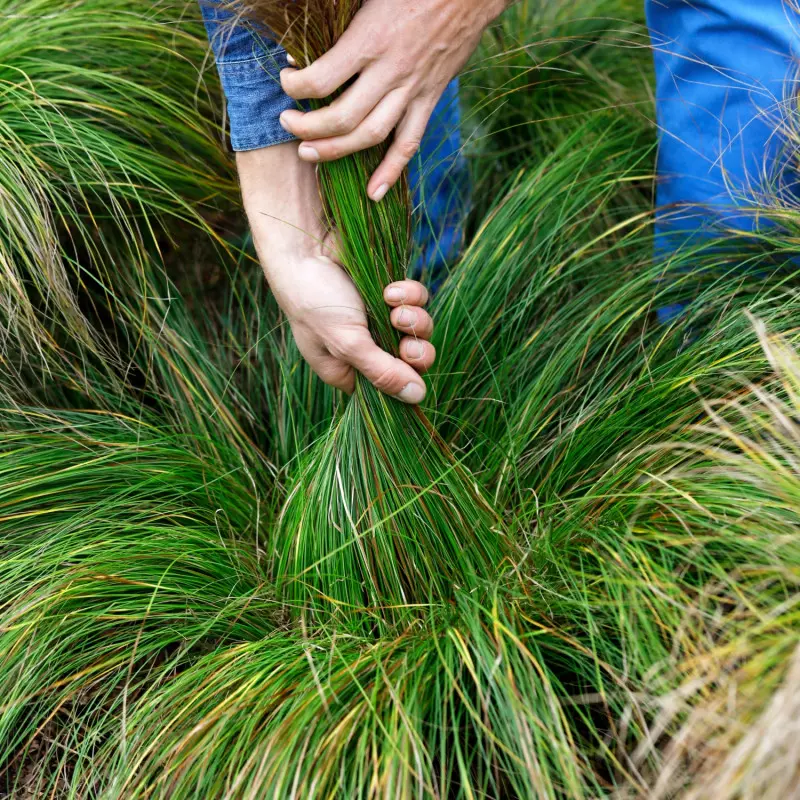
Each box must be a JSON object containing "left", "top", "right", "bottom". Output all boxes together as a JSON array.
[
  {"left": 320, "top": 332, "right": 433, "bottom": 400},
  {"left": 279, "top": 72, "right": 389, "bottom": 141},
  {"left": 390, "top": 305, "right": 433, "bottom": 340},
  {"left": 386, "top": 280, "right": 435, "bottom": 374},
  {"left": 367, "top": 101, "right": 434, "bottom": 201},
  {"left": 341, "top": 335, "right": 427, "bottom": 404},
  {"left": 383, "top": 280, "right": 429, "bottom": 308},
  {"left": 280, "top": 42, "right": 367, "bottom": 101},
  {"left": 290, "top": 89, "right": 408, "bottom": 167},
  {"left": 399, "top": 337, "right": 436, "bottom": 374}
]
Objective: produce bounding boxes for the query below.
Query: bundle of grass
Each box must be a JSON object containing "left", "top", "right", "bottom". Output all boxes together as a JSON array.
[{"left": 235, "top": 1, "right": 505, "bottom": 629}]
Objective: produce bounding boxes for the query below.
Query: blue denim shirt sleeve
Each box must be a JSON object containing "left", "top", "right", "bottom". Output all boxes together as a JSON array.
[{"left": 199, "top": 1, "right": 297, "bottom": 151}]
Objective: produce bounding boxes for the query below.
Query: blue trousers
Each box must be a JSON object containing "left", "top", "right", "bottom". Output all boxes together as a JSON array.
[
  {"left": 647, "top": 0, "right": 799, "bottom": 254},
  {"left": 388, "top": 1, "right": 800, "bottom": 273},
  {"left": 408, "top": 81, "right": 468, "bottom": 284}
]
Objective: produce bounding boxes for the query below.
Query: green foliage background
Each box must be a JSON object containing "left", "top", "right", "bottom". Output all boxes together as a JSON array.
[{"left": 0, "top": 1, "right": 797, "bottom": 797}]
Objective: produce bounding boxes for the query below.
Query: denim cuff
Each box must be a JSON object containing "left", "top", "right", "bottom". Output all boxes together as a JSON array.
[{"left": 199, "top": 1, "right": 298, "bottom": 151}]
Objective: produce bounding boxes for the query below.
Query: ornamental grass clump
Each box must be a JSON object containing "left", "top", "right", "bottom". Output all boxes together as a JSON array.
[
  {"left": 0, "top": 0, "right": 236, "bottom": 370},
  {"left": 244, "top": 1, "right": 505, "bottom": 628},
  {"left": 3, "top": 2, "right": 800, "bottom": 794}
]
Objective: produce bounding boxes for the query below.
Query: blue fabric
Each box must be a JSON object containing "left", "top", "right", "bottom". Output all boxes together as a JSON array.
[
  {"left": 200, "top": 1, "right": 299, "bottom": 151},
  {"left": 408, "top": 80, "right": 470, "bottom": 285},
  {"left": 199, "top": 1, "right": 468, "bottom": 281},
  {"left": 646, "top": 0, "right": 799, "bottom": 257}
]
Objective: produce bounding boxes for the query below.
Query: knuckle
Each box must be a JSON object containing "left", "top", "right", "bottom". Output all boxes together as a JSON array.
[
  {"left": 393, "top": 56, "right": 414, "bottom": 80},
  {"left": 304, "top": 74, "right": 330, "bottom": 99},
  {"left": 289, "top": 116, "right": 307, "bottom": 136},
  {"left": 332, "top": 107, "right": 354, "bottom": 134},
  {"left": 362, "top": 27, "right": 388, "bottom": 59},
  {"left": 282, "top": 75, "right": 301, "bottom": 98},
  {"left": 323, "top": 141, "right": 343, "bottom": 160},
  {"left": 396, "top": 138, "right": 421, "bottom": 161},
  {"left": 371, "top": 366, "right": 402, "bottom": 394},
  {"left": 364, "top": 119, "right": 391, "bottom": 144},
  {"left": 328, "top": 332, "right": 361, "bottom": 361}
]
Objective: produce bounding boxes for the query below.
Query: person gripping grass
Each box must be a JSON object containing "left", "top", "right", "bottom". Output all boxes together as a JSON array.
[
  {"left": 201, "top": 0, "right": 509, "bottom": 404},
  {"left": 201, "top": 0, "right": 800, "bottom": 393}
]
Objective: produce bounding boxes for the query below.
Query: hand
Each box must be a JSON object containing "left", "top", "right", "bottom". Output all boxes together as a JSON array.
[
  {"left": 273, "top": 238, "right": 435, "bottom": 403},
  {"left": 277, "top": 0, "right": 507, "bottom": 201},
  {"left": 237, "top": 144, "right": 435, "bottom": 404}
]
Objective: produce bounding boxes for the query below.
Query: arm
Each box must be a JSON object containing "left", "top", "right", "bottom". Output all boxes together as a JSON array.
[
  {"left": 200, "top": 1, "right": 434, "bottom": 403},
  {"left": 237, "top": 143, "right": 434, "bottom": 403},
  {"left": 278, "top": 0, "right": 513, "bottom": 201}
]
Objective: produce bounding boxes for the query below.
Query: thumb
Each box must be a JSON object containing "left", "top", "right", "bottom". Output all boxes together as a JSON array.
[{"left": 346, "top": 339, "right": 426, "bottom": 404}]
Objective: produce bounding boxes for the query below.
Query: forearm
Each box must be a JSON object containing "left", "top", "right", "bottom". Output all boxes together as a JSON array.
[{"left": 237, "top": 144, "right": 322, "bottom": 290}]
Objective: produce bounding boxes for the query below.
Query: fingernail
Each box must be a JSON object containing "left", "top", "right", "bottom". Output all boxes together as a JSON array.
[
  {"left": 279, "top": 112, "right": 290, "bottom": 132},
  {"left": 398, "top": 308, "right": 417, "bottom": 327},
  {"left": 398, "top": 383, "right": 425, "bottom": 404},
  {"left": 408, "top": 341, "right": 425, "bottom": 360},
  {"left": 386, "top": 287, "right": 405, "bottom": 302},
  {"left": 298, "top": 144, "right": 319, "bottom": 161},
  {"left": 370, "top": 183, "right": 390, "bottom": 202},
  {"left": 286, "top": 53, "right": 297, "bottom": 66}
]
